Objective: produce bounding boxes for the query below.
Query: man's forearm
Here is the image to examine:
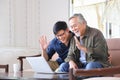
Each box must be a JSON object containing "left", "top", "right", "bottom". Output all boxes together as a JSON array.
[{"left": 41, "top": 50, "right": 49, "bottom": 61}]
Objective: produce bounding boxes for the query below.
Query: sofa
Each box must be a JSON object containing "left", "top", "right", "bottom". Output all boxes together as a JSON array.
[
  {"left": 69, "top": 38, "right": 120, "bottom": 80},
  {"left": 106, "top": 38, "right": 120, "bottom": 66}
]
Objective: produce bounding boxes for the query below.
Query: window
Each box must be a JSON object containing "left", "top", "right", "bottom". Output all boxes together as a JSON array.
[{"left": 70, "top": 0, "right": 120, "bottom": 38}]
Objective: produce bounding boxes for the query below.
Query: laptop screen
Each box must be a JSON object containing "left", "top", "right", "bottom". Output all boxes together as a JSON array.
[{"left": 26, "top": 56, "right": 54, "bottom": 73}]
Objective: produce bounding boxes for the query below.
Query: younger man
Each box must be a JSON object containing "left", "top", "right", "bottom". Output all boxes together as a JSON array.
[{"left": 39, "top": 21, "right": 74, "bottom": 71}]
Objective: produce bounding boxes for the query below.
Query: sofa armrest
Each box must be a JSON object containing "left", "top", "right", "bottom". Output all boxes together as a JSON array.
[{"left": 69, "top": 66, "right": 120, "bottom": 80}]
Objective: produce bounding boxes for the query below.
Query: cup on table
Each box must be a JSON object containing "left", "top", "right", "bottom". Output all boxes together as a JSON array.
[{"left": 13, "top": 63, "right": 20, "bottom": 73}]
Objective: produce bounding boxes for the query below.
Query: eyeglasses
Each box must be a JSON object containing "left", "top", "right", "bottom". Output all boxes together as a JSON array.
[{"left": 56, "top": 31, "right": 65, "bottom": 38}]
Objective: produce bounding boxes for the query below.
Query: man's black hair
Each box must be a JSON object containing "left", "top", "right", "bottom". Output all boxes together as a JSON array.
[{"left": 53, "top": 21, "right": 68, "bottom": 35}]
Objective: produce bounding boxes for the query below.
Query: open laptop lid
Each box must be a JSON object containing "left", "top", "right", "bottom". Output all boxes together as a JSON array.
[{"left": 26, "top": 56, "right": 54, "bottom": 73}]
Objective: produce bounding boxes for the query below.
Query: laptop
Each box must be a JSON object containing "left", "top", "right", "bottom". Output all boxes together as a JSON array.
[{"left": 26, "top": 56, "right": 67, "bottom": 74}]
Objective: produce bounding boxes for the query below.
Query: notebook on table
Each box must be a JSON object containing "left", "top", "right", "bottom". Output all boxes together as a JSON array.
[{"left": 26, "top": 56, "right": 67, "bottom": 74}]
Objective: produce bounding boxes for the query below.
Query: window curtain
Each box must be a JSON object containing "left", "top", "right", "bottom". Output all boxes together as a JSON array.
[
  {"left": 73, "top": 0, "right": 120, "bottom": 38},
  {"left": 103, "top": 0, "right": 120, "bottom": 25},
  {"left": 73, "top": 2, "right": 106, "bottom": 34}
]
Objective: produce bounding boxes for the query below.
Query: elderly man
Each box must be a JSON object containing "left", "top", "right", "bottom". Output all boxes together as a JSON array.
[{"left": 58, "top": 13, "right": 110, "bottom": 72}]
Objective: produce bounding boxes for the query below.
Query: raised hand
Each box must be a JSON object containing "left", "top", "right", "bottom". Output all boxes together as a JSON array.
[
  {"left": 74, "top": 36, "right": 87, "bottom": 53},
  {"left": 39, "top": 35, "right": 49, "bottom": 51},
  {"left": 74, "top": 36, "right": 81, "bottom": 50}
]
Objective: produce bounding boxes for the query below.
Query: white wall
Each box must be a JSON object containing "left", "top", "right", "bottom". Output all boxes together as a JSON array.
[
  {"left": 0, "top": 0, "right": 10, "bottom": 47},
  {"left": 0, "top": 0, "right": 69, "bottom": 49},
  {"left": 39, "top": 0, "right": 69, "bottom": 40}
]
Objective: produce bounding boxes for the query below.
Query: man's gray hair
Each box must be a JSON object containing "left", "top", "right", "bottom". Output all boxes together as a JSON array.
[{"left": 69, "top": 13, "right": 87, "bottom": 24}]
